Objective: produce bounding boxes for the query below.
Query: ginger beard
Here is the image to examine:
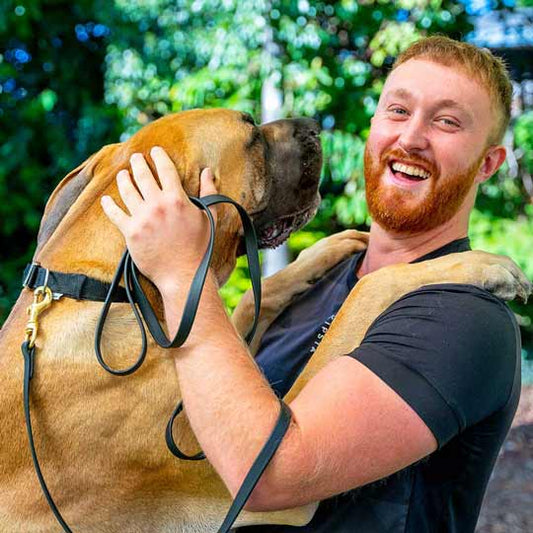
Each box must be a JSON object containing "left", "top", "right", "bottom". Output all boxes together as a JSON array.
[{"left": 364, "top": 145, "right": 483, "bottom": 233}]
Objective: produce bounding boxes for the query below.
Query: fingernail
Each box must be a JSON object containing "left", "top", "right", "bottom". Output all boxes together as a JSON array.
[
  {"left": 117, "top": 169, "right": 128, "bottom": 179},
  {"left": 151, "top": 146, "right": 162, "bottom": 154},
  {"left": 203, "top": 168, "right": 213, "bottom": 179},
  {"left": 130, "top": 152, "right": 142, "bottom": 161},
  {"left": 101, "top": 195, "right": 109, "bottom": 204}
]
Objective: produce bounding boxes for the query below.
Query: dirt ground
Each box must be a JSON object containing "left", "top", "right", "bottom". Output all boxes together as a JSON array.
[{"left": 476, "top": 385, "right": 533, "bottom": 532}]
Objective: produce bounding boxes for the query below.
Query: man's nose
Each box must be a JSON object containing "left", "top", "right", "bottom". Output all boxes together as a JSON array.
[{"left": 398, "top": 115, "right": 429, "bottom": 152}]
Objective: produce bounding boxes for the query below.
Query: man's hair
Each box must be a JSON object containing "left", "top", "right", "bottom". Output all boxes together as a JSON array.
[{"left": 392, "top": 35, "right": 512, "bottom": 145}]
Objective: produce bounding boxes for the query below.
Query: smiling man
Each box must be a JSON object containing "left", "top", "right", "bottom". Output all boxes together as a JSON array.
[{"left": 102, "top": 37, "right": 521, "bottom": 532}]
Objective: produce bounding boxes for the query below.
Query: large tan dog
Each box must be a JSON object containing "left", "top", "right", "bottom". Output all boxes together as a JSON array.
[
  {"left": 0, "top": 108, "right": 530, "bottom": 532},
  {"left": 0, "top": 109, "right": 324, "bottom": 532}
]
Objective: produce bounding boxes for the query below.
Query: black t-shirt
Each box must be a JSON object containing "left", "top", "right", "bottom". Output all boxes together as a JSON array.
[{"left": 239, "top": 238, "right": 521, "bottom": 533}]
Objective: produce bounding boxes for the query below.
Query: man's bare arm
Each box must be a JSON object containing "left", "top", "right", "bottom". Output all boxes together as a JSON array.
[{"left": 163, "top": 273, "right": 437, "bottom": 511}]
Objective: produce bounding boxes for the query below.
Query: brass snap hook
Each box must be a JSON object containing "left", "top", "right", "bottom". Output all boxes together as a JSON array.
[{"left": 25, "top": 286, "right": 53, "bottom": 348}]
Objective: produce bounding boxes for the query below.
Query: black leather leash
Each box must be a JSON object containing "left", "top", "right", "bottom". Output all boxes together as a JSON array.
[
  {"left": 21, "top": 338, "right": 75, "bottom": 533},
  {"left": 20, "top": 194, "right": 292, "bottom": 532}
]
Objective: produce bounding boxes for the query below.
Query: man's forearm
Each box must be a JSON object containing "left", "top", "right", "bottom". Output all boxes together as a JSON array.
[{"left": 161, "top": 272, "right": 288, "bottom": 497}]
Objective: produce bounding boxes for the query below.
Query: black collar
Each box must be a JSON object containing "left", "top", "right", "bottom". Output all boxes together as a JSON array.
[{"left": 22, "top": 262, "right": 129, "bottom": 302}]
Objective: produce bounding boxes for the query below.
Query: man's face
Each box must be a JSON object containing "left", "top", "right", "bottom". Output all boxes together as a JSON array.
[{"left": 364, "top": 58, "right": 497, "bottom": 233}]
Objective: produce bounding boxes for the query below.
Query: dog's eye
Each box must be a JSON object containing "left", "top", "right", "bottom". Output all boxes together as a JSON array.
[
  {"left": 242, "top": 113, "right": 256, "bottom": 126},
  {"left": 246, "top": 128, "right": 262, "bottom": 150}
]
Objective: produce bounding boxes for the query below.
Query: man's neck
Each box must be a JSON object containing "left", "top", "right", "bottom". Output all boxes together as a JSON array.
[{"left": 357, "top": 222, "right": 468, "bottom": 278}]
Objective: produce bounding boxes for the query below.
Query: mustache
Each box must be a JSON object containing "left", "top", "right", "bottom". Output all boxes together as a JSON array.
[{"left": 380, "top": 148, "right": 438, "bottom": 177}]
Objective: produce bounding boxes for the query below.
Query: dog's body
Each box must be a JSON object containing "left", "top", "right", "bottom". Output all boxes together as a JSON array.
[{"left": 0, "top": 109, "right": 530, "bottom": 532}]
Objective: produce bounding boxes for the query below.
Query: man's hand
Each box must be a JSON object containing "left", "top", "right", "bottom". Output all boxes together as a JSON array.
[{"left": 100, "top": 146, "right": 217, "bottom": 295}]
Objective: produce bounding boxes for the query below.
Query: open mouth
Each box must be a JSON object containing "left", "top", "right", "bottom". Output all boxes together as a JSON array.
[
  {"left": 251, "top": 196, "right": 320, "bottom": 251},
  {"left": 388, "top": 160, "right": 431, "bottom": 182}
]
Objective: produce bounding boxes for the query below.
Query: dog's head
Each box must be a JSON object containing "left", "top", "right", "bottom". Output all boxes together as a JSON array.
[{"left": 36, "top": 109, "right": 322, "bottom": 284}]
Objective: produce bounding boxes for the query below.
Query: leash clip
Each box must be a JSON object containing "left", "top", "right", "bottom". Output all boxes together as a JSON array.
[{"left": 25, "top": 286, "right": 53, "bottom": 348}]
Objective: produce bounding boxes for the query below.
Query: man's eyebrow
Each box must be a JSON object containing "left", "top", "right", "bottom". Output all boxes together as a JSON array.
[
  {"left": 434, "top": 98, "right": 471, "bottom": 115},
  {"left": 385, "top": 88, "right": 413, "bottom": 101}
]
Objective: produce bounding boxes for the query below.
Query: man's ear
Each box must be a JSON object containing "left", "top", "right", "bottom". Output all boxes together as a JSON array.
[{"left": 475, "top": 145, "right": 507, "bottom": 184}]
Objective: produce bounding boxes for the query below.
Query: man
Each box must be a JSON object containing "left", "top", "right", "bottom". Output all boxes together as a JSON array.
[{"left": 101, "top": 37, "right": 521, "bottom": 531}]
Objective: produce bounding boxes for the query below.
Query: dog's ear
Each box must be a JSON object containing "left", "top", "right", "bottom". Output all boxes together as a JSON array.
[{"left": 36, "top": 145, "right": 116, "bottom": 249}]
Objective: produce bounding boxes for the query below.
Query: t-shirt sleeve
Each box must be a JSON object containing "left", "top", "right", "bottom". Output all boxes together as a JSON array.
[{"left": 347, "top": 283, "right": 520, "bottom": 448}]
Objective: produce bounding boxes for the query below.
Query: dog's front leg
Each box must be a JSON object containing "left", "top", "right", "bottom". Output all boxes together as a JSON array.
[
  {"left": 285, "top": 250, "right": 531, "bottom": 401},
  {"left": 232, "top": 230, "right": 369, "bottom": 355}
]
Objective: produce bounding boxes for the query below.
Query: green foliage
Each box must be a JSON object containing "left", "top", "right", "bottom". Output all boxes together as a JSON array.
[
  {"left": 470, "top": 208, "right": 533, "bottom": 281},
  {"left": 320, "top": 130, "right": 369, "bottom": 229},
  {"left": 104, "top": 0, "right": 270, "bottom": 133},
  {"left": 514, "top": 111, "right": 533, "bottom": 175},
  {"left": 219, "top": 255, "right": 256, "bottom": 312},
  {"left": 0, "top": 0, "right": 123, "bottom": 320}
]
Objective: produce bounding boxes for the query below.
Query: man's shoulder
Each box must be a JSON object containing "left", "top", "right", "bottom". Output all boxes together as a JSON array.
[{"left": 354, "top": 282, "right": 520, "bottom": 444}]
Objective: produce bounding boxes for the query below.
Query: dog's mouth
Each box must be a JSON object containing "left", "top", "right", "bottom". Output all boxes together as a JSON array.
[
  {"left": 235, "top": 117, "right": 322, "bottom": 256},
  {"left": 257, "top": 199, "right": 319, "bottom": 248},
  {"left": 237, "top": 195, "right": 320, "bottom": 255}
]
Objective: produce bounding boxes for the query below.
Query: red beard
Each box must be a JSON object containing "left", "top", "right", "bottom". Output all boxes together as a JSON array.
[{"left": 364, "top": 145, "right": 481, "bottom": 233}]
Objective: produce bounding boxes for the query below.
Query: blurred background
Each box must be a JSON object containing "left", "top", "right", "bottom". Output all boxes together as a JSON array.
[{"left": 1, "top": 1, "right": 532, "bottom": 530}]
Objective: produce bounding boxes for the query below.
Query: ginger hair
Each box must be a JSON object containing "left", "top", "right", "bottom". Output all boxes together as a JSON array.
[{"left": 392, "top": 36, "right": 512, "bottom": 145}]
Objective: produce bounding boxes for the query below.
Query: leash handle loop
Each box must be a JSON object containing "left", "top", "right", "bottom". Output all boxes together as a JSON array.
[
  {"left": 94, "top": 197, "right": 217, "bottom": 375},
  {"left": 94, "top": 252, "right": 148, "bottom": 376},
  {"left": 94, "top": 194, "right": 261, "bottom": 369},
  {"left": 165, "top": 401, "right": 206, "bottom": 461}
]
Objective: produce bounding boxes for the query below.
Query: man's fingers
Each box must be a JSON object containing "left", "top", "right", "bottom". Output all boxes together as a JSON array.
[
  {"left": 117, "top": 169, "right": 142, "bottom": 214},
  {"left": 150, "top": 146, "right": 185, "bottom": 195},
  {"left": 101, "top": 195, "right": 130, "bottom": 232},
  {"left": 130, "top": 152, "right": 162, "bottom": 199}
]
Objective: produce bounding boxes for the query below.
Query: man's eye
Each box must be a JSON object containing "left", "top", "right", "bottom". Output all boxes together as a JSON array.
[
  {"left": 389, "top": 107, "right": 407, "bottom": 115},
  {"left": 438, "top": 118, "right": 460, "bottom": 128}
]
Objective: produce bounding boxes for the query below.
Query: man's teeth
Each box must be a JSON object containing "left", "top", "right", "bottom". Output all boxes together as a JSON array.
[{"left": 391, "top": 162, "right": 430, "bottom": 180}]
